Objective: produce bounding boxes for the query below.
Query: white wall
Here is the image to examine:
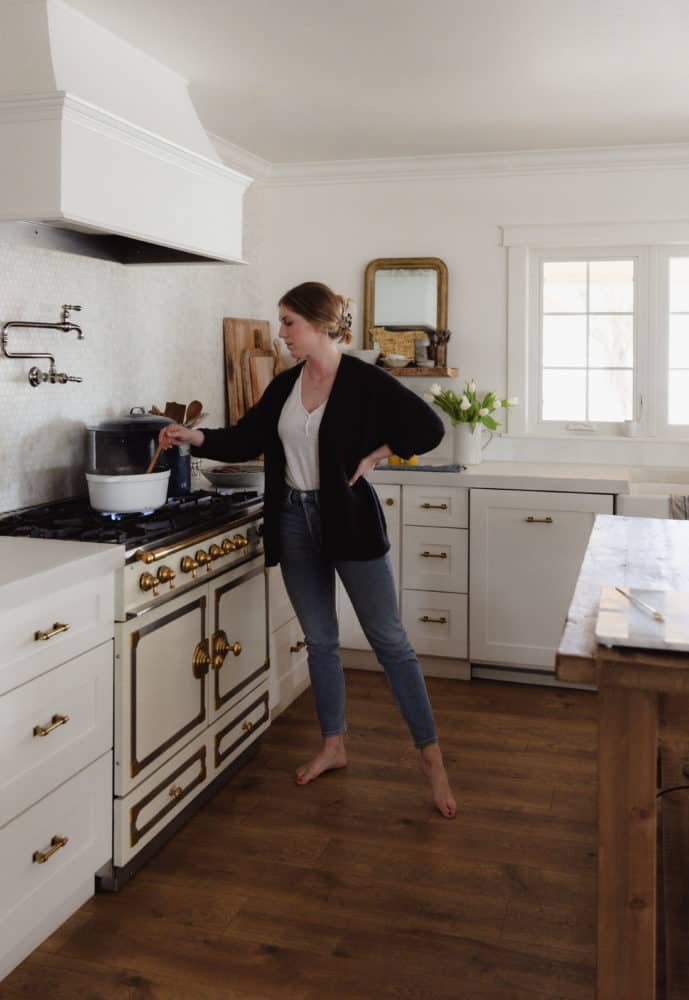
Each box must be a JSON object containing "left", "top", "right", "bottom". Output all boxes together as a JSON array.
[
  {"left": 0, "top": 185, "right": 269, "bottom": 513},
  {"left": 260, "top": 159, "right": 689, "bottom": 467}
]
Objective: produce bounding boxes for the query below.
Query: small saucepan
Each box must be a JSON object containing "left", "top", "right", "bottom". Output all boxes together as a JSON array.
[{"left": 85, "top": 470, "right": 171, "bottom": 513}]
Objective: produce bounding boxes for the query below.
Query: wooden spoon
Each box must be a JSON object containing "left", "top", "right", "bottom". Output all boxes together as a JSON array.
[
  {"left": 184, "top": 400, "right": 203, "bottom": 425},
  {"left": 145, "top": 442, "right": 163, "bottom": 475}
]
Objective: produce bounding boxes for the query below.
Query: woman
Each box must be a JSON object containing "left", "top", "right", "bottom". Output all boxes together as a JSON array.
[{"left": 159, "top": 282, "right": 456, "bottom": 818}]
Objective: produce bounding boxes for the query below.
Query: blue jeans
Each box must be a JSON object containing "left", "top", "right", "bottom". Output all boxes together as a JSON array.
[{"left": 279, "top": 487, "right": 438, "bottom": 748}]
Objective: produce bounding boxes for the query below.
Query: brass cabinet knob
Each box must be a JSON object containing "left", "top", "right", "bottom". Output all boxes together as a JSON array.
[
  {"left": 385, "top": 497, "right": 395, "bottom": 506},
  {"left": 195, "top": 549, "right": 212, "bottom": 571},
  {"left": 192, "top": 638, "right": 212, "bottom": 678},
  {"left": 221, "top": 537, "right": 236, "bottom": 553},
  {"left": 209, "top": 544, "right": 223, "bottom": 560},
  {"left": 290, "top": 639, "right": 307, "bottom": 653},
  {"left": 242, "top": 720, "right": 254, "bottom": 732},
  {"left": 157, "top": 565, "right": 176, "bottom": 590},
  {"left": 181, "top": 556, "right": 199, "bottom": 578},
  {"left": 212, "top": 630, "right": 242, "bottom": 670},
  {"left": 231, "top": 533, "right": 248, "bottom": 549},
  {"left": 139, "top": 572, "right": 159, "bottom": 595},
  {"left": 168, "top": 785, "right": 183, "bottom": 800}
]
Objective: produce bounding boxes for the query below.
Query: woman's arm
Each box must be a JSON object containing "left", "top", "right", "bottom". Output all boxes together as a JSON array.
[{"left": 348, "top": 443, "right": 392, "bottom": 486}]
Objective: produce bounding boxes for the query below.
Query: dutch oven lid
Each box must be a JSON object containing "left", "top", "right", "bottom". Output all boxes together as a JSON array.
[{"left": 88, "top": 406, "right": 174, "bottom": 433}]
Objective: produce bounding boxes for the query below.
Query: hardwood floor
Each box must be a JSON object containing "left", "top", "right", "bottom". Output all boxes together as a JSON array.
[{"left": 1, "top": 673, "right": 598, "bottom": 1000}]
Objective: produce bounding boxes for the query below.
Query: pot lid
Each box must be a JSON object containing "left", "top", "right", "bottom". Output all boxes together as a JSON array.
[{"left": 88, "top": 407, "right": 174, "bottom": 433}]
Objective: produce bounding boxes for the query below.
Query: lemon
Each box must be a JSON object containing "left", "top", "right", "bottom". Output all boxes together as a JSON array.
[
  {"left": 388, "top": 454, "right": 418, "bottom": 466},
  {"left": 388, "top": 455, "right": 402, "bottom": 465}
]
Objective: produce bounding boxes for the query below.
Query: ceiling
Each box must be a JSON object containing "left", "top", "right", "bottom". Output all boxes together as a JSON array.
[{"left": 65, "top": 0, "right": 689, "bottom": 164}]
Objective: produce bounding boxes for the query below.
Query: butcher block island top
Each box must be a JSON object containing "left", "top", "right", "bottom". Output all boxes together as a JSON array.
[{"left": 556, "top": 515, "right": 689, "bottom": 1000}]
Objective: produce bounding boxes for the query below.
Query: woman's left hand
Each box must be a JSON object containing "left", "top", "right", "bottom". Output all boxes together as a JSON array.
[{"left": 348, "top": 445, "right": 392, "bottom": 486}]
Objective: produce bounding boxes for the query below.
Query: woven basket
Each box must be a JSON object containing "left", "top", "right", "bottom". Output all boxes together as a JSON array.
[{"left": 369, "top": 328, "right": 426, "bottom": 358}]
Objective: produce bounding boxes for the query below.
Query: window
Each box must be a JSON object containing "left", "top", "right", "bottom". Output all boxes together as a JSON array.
[{"left": 505, "top": 223, "right": 689, "bottom": 439}]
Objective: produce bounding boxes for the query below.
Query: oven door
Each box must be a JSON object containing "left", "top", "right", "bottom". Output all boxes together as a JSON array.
[
  {"left": 210, "top": 564, "right": 268, "bottom": 722},
  {"left": 115, "top": 589, "right": 210, "bottom": 797}
]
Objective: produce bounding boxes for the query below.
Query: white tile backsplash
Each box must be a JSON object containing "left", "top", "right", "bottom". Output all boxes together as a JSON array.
[{"left": 0, "top": 189, "right": 267, "bottom": 512}]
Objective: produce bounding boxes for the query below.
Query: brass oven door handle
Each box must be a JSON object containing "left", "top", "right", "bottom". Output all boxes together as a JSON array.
[
  {"left": 33, "top": 834, "right": 69, "bottom": 864},
  {"left": 420, "top": 615, "right": 448, "bottom": 624},
  {"left": 421, "top": 551, "right": 448, "bottom": 559},
  {"left": 212, "top": 631, "right": 242, "bottom": 669},
  {"left": 421, "top": 502, "right": 448, "bottom": 510},
  {"left": 34, "top": 622, "right": 70, "bottom": 641},
  {"left": 33, "top": 713, "right": 70, "bottom": 737},
  {"left": 192, "top": 638, "right": 212, "bottom": 678},
  {"left": 525, "top": 516, "right": 553, "bottom": 524}
]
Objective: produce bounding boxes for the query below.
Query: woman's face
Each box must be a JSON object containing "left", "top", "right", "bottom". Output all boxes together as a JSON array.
[{"left": 278, "top": 306, "right": 324, "bottom": 359}]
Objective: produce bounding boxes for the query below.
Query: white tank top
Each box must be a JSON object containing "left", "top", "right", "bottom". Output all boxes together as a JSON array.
[{"left": 278, "top": 368, "right": 326, "bottom": 490}]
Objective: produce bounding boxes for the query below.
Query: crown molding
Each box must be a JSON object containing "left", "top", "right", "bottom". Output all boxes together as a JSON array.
[
  {"left": 259, "top": 142, "right": 689, "bottom": 187},
  {"left": 209, "top": 132, "right": 272, "bottom": 181}
]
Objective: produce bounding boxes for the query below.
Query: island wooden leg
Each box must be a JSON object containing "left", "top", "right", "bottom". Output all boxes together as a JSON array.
[{"left": 597, "top": 678, "right": 658, "bottom": 1000}]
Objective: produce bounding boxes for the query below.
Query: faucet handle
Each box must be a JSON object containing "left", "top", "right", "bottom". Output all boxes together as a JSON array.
[{"left": 61, "top": 304, "right": 82, "bottom": 322}]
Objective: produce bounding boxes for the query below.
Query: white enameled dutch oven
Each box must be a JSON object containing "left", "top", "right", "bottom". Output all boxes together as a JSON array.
[{"left": 85, "top": 470, "right": 171, "bottom": 513}]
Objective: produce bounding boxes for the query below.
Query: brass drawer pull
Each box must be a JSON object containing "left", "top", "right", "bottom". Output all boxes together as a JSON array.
[
  {"left": 242, "top": 720, "right": 254, "bottom": 732},
  {"left": 168, "top": 785, "right": 184, "bottom": 800},
  {"left": 421, "top": 551, "right": 447, "bottom": 559},
  {"left": 421, "top": 502, "right": 448, "bottom": 510},
  {"left": 290, "top": 639, "right": 306, "bottom": 653},
  {"left": 33, "top": 713, "right": 70, "bottom": 737},
  {"left": 525, "top": 516, "right": 553, "bottom": 524},
  {"left": 420, "top": 615, "right": 448, "bottom": 624},
  {"left": 34, "top": 622, "right": 70, "bottom": 642},
  {"left": 33, "top": 834, "right": 69, "bottom": 864}
]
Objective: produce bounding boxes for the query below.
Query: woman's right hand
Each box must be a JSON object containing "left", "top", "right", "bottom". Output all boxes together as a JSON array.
[{"left": 159, "top": 424, "right": 205, "bottom": 450}]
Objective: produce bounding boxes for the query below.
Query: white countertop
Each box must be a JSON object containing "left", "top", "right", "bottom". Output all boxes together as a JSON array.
[
  {"left": 0, "top": 537, "right": 124, "bottom": 611},
  {"left": 370, "top": 461, "right": 640, "bottom": 493}
]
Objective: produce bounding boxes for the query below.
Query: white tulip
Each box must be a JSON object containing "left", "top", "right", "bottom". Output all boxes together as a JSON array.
[
  {"left": 479, "top": 407, "right": 489, "bottom": 416},
  {"left": 468, "top": 379, "right": 476, "bottom": 393},
  {"left": 508, "top": 396, "right": 519, "bottom": 406},
  {"left": 460, "top": 395, "right": 471, "bottom": 410},
  {"left": 429, "top": 383, "right": 442, "bottom": 397}
]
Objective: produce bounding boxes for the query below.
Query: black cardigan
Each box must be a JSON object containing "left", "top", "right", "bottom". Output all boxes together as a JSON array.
[{"left": 192, "top": 354, "right": 445, "bottom": 566}]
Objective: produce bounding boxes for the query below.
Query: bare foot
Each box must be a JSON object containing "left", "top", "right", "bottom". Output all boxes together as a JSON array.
[
  {"left": 419, "top": 744, "right": 457, "bottom": 819},
  {"left": 295, "top": 736, "right": 347, "bottom": 785}
]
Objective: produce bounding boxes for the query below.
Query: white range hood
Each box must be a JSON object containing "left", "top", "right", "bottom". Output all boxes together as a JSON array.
[{"left": 0, "top": 0, "right": 252, "bottom": 264}]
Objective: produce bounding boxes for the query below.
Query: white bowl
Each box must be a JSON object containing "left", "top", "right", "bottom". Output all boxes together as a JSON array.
[
  {"left": 86, "top": 470, "right": 170, "bottom": 513},
  {"left": 202, "top": 464, "right": 265, "bottom": 489},
  {"left": 382, "top": 354, "right": 411, "bottom": 369},
  {"left": 344, "top": 348, "right": 380, "bottom": 364}
]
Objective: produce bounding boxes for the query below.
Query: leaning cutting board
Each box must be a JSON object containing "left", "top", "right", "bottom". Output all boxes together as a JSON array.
[
  {"left": 241, "top": 348, "right": 275, "bottom": 410},
  {"left": 223, "top": 318, "right": 271, "bottom": 424}
]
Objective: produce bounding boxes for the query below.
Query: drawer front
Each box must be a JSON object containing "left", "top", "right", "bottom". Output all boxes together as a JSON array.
[
  {"left": 268, "top": 567, "right": 295, "bottom": 633},
  {"left": 402, "top": 526, "right": 468, "bottom": 593},
  {"left": 271, "top": 616, "right": 307, "bottom": 680},
  {"left": 402, "top": 590, "right": 467, "bottom": 658},
  {"left": 211, "top": 685, "right": 270, "bottom": 776},
  {"left": 0, "top": 574, "right": 114, "bottom": 697},
  {"left": 0, "top": 642, "right": 113, "bottom": 827},
  {"left": 114, "top": 732, "right": 209, "bottom": 867},
  {"left": 402, "top": 486, "right": 468, "bottom": 528},
  {"left": 0, "top": 752, "right": 111, "bottom": 956}
]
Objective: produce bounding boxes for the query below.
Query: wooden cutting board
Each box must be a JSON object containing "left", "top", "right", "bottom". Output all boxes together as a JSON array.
[
  {"left": 223, "top": 318, "right": 271, "bottom": 424},
  {"left": 241, "top": 348, "right": 275, "bottom": 410}
]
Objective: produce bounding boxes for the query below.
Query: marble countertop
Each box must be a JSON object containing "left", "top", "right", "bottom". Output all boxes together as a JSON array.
[{"left": 0, "top": 537, "right": 124, "bottom": 611}]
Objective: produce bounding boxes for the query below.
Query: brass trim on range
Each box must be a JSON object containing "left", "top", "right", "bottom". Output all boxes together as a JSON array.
[
  {"left": 129, "top": 745, "right": 207, "bottom": 847},
  {"left": 33, "top": 713, "right": 70, "bottom": 737},
  {"left": 131, "top": 511, "right": 262, "bottom": 565},
  {"left": 33, "top": 834, "right": 69, "bottom": 864},
  {"left": 34, "top": 622, "right": 70, "bottom": 641},
  {"left": 214, "top": 690, "right": 269, "bottom": 769},
  {"left": 130, "top": 595, "right": 207, "bottom": 778}
]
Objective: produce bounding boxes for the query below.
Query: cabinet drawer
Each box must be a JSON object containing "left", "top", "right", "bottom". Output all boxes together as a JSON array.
[
  {"left": 272, "top": 616, "right": 307, "bottom": 680},
  {"left": 0, "top": 642, "right": 113, "bottom": 828},
  {"left": 0, "top": 752, "right": 111, "bottom": 978},
  {"left": 210, "top": 684, "right": 270, "bottom": 776},
  {"left": 402, "top": 526, "right": 468, "bottom": 593},
  {"left": 0, "top": 574, "right": 114, "bottom": 697},
  {"left": 114, "top": 732, "right": 209, "bottom": 867},
  {"left": 402, "top": 591, "right": 467, "bottom": 658},
  {"left": 402, "top": 486, "right": 468, "bottom": 528}
]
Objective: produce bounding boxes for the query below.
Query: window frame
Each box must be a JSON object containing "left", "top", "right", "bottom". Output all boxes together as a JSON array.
[{"left": 656, "top": 246, "right": 689, "bottom": 439}]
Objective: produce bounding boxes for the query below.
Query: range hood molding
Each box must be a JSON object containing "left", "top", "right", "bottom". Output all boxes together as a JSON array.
[{"left": 0, "top": 1, "right": 252, "bottom": 264}]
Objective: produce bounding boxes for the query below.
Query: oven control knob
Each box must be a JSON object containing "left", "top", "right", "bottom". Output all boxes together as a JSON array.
[
  {"left": 195, "top": 549, "right": 212, "bottom": 571},
  {"left": 181, "top": 556, "right": 199, "bottom": 578},
  {"left": 209, "top": 544, "right": 223, "bottom": 561},
  {"left": 232, "top": 533, "right": 249, "bottom": 549},
  {"left": 139, "top": 572, "right": 159, "bottom": 596},
  {"left": 221, "top": 537, "right": 237, "bottom": 553},
  {"left": 157, "top": 565, "right": 176, "bottom": 590}
]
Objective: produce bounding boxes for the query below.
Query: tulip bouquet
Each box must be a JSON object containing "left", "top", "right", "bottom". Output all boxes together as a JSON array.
[{"left": 428, "top": 379, "right": 517, "bottom": 432}]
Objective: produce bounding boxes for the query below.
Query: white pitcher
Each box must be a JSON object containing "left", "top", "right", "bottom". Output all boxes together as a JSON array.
[{"left": 452, "top": 423, "right": 493, "bottom": 466}]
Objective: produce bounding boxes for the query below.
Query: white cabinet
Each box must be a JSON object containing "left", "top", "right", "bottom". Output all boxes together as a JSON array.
[
  {"left": 0, "top": 538, "right": 119, "bottom": 982},
  {"left": 469, "top": 489, "right": 613, "bottom": 673},
  {"left": 268, "top": 566, "right": 309, "bottom": 717},
  {"left": 337, "top": 484, "right": 401, "bottom": 650}
]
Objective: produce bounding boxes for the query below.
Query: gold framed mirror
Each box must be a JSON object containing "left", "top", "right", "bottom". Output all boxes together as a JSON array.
[{"left": 363, "top": 257, "right": 448, "bottom": 348}]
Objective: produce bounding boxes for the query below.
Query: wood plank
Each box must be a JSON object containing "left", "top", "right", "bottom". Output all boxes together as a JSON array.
[
  {"left": 659, "top": 723, "right": 689, "bottom": 999},
  {"left": 222, "top": 318, "right": 271, "bottom": 425},
  {"left": 596, "top": 676, "right": 658, "bottom": 1000}
]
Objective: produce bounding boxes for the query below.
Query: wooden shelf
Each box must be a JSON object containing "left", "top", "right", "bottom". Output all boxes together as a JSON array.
[{"left": 386, "top": 366, "right": 458, "bottom": 378}]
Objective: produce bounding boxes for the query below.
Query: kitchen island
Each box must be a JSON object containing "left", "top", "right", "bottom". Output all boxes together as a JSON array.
[{"left": 557, "top": 514, "right": 689, "bottom": 1000}]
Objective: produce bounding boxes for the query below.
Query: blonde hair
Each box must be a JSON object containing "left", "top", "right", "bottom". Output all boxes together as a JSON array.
[{"left": 278, "top": 281, "right": 353, "bottom": 344}]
